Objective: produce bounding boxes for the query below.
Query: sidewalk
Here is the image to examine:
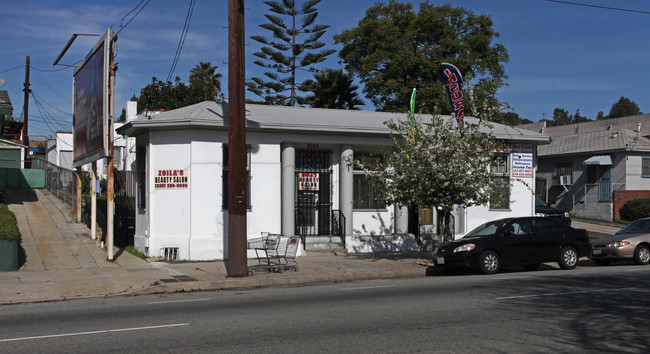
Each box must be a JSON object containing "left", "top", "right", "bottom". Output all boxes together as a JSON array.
[{"left": 1, "top": 189, "right": 430, "bottom": 305}]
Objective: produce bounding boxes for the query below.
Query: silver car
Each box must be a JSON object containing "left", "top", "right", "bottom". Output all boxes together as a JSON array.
[{"left": 590, "top": 218, "right": 650, "bottom": 266}]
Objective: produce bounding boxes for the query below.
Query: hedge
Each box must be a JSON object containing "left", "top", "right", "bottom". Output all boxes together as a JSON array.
[
  {"left": 620, "top": 198, "right": 650, "bottom": 221},
  {"left": 0, "top": 204, "right": 20, "bottom": 242}
]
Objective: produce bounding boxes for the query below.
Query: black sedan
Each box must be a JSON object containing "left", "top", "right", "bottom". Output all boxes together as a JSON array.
[{"left": 433, "top": 217, "right": 591, "bottom": 274}]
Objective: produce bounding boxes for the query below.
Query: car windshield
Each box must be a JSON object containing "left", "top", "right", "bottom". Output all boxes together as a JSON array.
[
  {"left": 464, "top": 220, "right": 508, "bottom": 238},
  {"left": 535, "top": 196, "right": 547, "bottom": 207},
  {"left": 617, "top": 219, "right": 650, "bottom": 235}
]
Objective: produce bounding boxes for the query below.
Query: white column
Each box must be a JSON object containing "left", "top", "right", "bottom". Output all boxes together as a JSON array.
[
  {"left": 281, "top": 143, "right": 295, "bottom": 236},
  {"left": 340, "top": 146, "right": 354, "bottom": 236}
]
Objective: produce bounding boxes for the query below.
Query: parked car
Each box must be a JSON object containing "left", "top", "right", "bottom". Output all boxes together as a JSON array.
[
  {"left": 433, "top": 217, "right": 591, "bottom": 274},
  {"left": 535, "top": 196, "right": 571, "bottom": 225},
  {"left": 590, "top": 218, "right": 650, "bottom": 266}
]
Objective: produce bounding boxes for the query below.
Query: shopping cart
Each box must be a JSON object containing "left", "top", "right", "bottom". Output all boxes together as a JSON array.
[
  {"left": 247, "top": 233, "right": 282, "bottom": 275},
  {"left": 268, "top": 235, "right": 301, "bottom": 272}
]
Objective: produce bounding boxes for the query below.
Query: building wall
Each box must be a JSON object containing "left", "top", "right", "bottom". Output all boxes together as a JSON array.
[
  {"left": 613, "top": 190, "right": 650, "bottom": 220},
  {"left": 134, "top": 127, "right": 540, "bottom": 260}
]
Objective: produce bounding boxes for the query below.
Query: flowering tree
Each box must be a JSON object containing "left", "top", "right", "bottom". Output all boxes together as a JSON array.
[{"left": 357, "top": 113, "right": 507, "bottom": 243}]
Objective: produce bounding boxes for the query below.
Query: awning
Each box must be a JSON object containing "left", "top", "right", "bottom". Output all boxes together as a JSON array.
[{"left": 583, "top": 155, "right": 612, "bottom": 166}]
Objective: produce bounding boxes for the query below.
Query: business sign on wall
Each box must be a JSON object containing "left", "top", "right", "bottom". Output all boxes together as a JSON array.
[
  {"left": 512, "top": 144, "right": 533, "bottom": 178},
  {"left": 298, "top": 172, "right": 319, "bottom": 191},
  {"left": 154, "top": 169, "right": 189, "bottom": 189},
  {"left": 73, "top": 28, "right": 111, "bottom": 167}
]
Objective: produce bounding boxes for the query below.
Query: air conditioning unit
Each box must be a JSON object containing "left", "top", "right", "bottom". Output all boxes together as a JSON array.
[{"left": 560, "top": 175, "right": 572, "bottom": 185}]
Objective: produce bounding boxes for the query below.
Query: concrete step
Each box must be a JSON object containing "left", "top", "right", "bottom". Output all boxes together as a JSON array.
[{"left": 303, "top": 236, "right": 347, "bottom": 255}]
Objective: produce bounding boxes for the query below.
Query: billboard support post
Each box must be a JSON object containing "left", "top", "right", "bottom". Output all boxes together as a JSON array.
[
  {"left": 91, "top": 161, "right": 97, "bottom": 240},
  {"left": 106, "top": 30, "right": 116, "bottom": 262}
]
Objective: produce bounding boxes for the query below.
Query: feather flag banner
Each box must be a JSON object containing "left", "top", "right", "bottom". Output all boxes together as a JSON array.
[
  {"left": 437, "top": 63, "right": 465, "bottom": 127},
  {"left": 410, "top": 88, "right": 416, "bottom": 119}
]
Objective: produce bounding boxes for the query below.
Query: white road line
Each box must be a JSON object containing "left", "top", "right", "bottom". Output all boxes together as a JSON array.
[
  {"left": 341, "top": 285, "right": 395, "bottom": 291},
  {"left": 148, "top": 298, "right": 210, "bottom": 305},
  {"left": 0, "top": 323, "right": 189, "bottom": 343},
  {"left": 493, "top": 276, "right": 534, "bottom": 280},
  {"left": 495, "top": 287, "right": 636, "bottom": 300}
]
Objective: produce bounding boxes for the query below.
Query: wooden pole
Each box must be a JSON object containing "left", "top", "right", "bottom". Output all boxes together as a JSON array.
[
  {"left": 106, "top": 29, "right": 116, "bottom": 261},
  {"left": 227, "top": 0, "right": 247, "bottom": 277},
  {"left": 23, "top": 56, "right": 30, "bottom": 162}
]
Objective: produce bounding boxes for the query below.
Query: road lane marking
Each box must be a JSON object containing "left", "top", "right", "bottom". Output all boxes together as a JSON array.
[
  {"left": 495, "top": 287, "right": 636, "bottom": 300},
  {"left": 148, "top": 298, "right": 210, "bottom": 305},
  {"left": 493, "top": 276, "right": 534, "bottom": 280},
  {"left": 0, "top": 323, "right": 189, "bottom": 343},
  {"left": 341, "top": 285, "right": 395, "bottom": 291}
]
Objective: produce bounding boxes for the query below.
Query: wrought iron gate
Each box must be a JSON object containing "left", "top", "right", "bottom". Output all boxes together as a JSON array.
[{"left": 294, "top": 149, "right": 332, "bottom": 237}]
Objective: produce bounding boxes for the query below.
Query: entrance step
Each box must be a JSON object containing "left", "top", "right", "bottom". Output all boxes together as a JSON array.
[{"left": 304, "top": 236, "right": 347, "bottom": 255}]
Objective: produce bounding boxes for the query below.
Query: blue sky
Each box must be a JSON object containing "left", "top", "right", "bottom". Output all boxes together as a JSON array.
[{"left": 1, "top": 0, "right": 649, "bottom": 139}]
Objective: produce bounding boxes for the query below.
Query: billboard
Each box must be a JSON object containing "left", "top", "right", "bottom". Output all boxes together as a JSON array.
[{"left": 72, "top": 28, "right": 111, "bottom": 167}]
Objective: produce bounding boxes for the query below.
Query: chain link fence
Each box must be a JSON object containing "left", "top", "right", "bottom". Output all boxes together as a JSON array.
[{"left": 31, "top": 158, "right": 78, "bottom": 209}]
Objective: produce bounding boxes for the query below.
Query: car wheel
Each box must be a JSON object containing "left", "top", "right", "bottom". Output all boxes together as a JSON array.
[
  {"left": 595, "top": 260, "right": 611, "bottom": 266},
  {"left": 558, "top": 246, "right": 578, "bottom": 269},
  {"left": 633, "top": 245, "right": 650, "bottom": 265},
  {"left": 478, "top": 250, "right": 500, "bottom": 274},
  {"left": 523, "top": 263, "right": 540, "bottom": 271}
]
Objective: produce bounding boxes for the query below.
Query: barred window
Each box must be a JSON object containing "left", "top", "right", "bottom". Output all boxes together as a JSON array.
[
  {"left": 222, "top": 144, "right": 252, "bottom": 210},
  {"left": 353, "top": 153, "right": 385, "bottom": 210},
  {"left": 642, "top": 157, "right": 650, "bottom": 178},
  {"left": 490, "top": 154, "right": 510, "bottom": 210}
]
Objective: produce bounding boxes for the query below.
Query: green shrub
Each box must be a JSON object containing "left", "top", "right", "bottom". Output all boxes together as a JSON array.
[
  {"left": 0, "top": 204, "right": 21, "bottom": 242},
  {"left": 125, "top": 245, "right": 147, "bottom": 259},
  {"left": 620, "top": 198, "right": 650, "bottom": 221},
  {"left": 0, "top": 181, "right": 6, "bottom": 203}
]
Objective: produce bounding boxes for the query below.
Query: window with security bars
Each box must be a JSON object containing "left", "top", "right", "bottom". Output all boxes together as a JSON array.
[
  {"left": 353, "top": 153, "right": 386, "bottom": 210},
  {"left": 222, "top": 144, "right": 252, "bottom": 210},
  {"left": 490, "top": 153, "right": 510, "bottom": 210},
  {"left": 554, "top": 162, "right": 573, "bottom": 177},
  {"left": 642, "top": 157, "right": 650, "bottom": 178}
]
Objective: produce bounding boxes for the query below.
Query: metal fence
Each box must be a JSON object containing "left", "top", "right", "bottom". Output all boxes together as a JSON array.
[{"left": 31, "top": 158, "right": 78, "bottom": 209}]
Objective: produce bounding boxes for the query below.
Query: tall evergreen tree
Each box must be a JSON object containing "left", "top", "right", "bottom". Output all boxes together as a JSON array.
[
  {"left": 300, "top": 68, "right": 364, "bottom": 109},
  {"left": 247, "top": 0, "right": 336, "bottom": 106},
  {"left": 609, "top": 96, "right": 642, "bottom": 118}
]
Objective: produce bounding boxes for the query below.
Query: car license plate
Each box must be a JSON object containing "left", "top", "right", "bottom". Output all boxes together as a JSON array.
[
  {"left": 592, "top": 248, "right": 601, "bottom": 255},
  {"left": 437, "top": 257, "right": 445, "bottom": 265}
]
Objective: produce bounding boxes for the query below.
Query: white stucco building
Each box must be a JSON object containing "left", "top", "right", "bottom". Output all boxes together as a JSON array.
[{"left": 117, "top": 101, "right": 549, "bottom": 261}]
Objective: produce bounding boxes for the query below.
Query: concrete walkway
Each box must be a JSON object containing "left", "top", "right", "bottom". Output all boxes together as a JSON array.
[{"left": 1, "top": 189, "right": 431, "bottom": 305}]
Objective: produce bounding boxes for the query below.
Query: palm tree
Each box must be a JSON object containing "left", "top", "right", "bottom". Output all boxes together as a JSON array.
[
  {"left": 189, "top": 62, "right": 223, "bottom": 102},
  {"left": 301, "top": 68, "right": 364, "bottom": 109}
]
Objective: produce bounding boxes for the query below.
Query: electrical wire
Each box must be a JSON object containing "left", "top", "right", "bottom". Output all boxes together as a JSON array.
[
  {"left": 32, "top": 70, "right": 72, "bottom": 106},
  {"left": 0, "top": 65, "right": 24, "bottom": 74},
  {"left": 30, "top": 91, "right": 72, "bottom": 119},
  {"left": 166, "top": 0, "right": 196, "bottom": 82},
  {"left": 114, "top": 0, "right": 152, "bottom": 35},
  {"left": 545, "top": 0, "right": 650, "bottom": 15}
]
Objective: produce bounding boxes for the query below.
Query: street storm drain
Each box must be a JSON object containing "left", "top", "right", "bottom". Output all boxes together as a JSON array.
[{"left": 159, "top": 275, "right": 197, "bottom": 283}]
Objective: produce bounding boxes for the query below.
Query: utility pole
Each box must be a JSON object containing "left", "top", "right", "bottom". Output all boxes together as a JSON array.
[
  {"left": 106, "top": 29, "right": 116, "bottom": 261},
  {"left": 23, "top": 56, "right": 30, "bottom": 163},
  {"left": 227, "top": 0, "right": 247, "bottom": 277}
]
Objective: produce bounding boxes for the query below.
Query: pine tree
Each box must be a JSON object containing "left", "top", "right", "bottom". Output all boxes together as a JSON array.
[
  {"left": 247, "top": 0, "right": 336, "bottom": 106},
  {"left": 300, "top": 68, "right": 364, "bottom": 109}
]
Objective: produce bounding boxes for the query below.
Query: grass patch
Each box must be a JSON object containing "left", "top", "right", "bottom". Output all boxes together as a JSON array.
[{"left": 125, "top": 245, "right": 147, "bottom": 259}]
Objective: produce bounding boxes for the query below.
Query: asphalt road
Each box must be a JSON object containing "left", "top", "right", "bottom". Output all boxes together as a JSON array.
[{"left": 1, "top": 261, "right": 649, "bottom": 353}]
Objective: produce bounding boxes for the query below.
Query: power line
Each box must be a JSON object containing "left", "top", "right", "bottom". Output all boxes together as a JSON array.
[
  {"left": 114, "top": 0, "right": 152, "bottom": 35},
  {"left": 167, "top": 0, "right": 196, "bottom": 82},
  {"left": 0, "top": 65, "right": 23, "bottom": 74},
  {"left": 32, "top": 71, "right": 72, "bottom": 106},
  {"left": 545, "top": 0, "right": 650, "bottom": 15}
]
